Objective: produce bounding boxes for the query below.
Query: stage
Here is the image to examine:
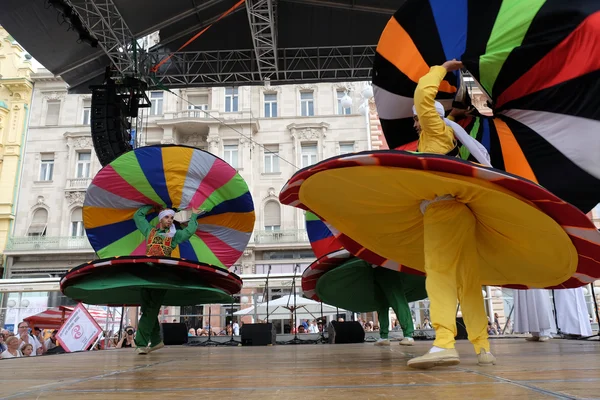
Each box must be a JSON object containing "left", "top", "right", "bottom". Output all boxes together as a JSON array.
[{"left": 3, "top": 339, "right": 599, "bottom": 399}]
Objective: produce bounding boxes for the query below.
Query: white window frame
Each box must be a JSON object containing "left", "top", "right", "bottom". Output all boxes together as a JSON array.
[
  {"left": 39, "top": 154, "right": 54, "bottom": 181},
  {"left": 300, "top": 91, "right": 314, "bottom": 117},
  {"left": 264, "top": 201, "right": 281, "bottom": 231},
  {"left": 27, "top": 209, "right": 48, "bottom": 237},
  {"left": 337, "top": 91, "right": 351, "bottom": 115},
  {"left": 150, "top": 91, "right": 164, "bottom": 116},
  {"left": 70, "top": 221, "right": 85, "bottom": 237},
  {"left": 225, "top": 87, "right": 239, "bottom": 112},
  {"left": 223, "top": 144, "right": 239, "bottom": 169},
  {"left": 188, "top": 103, "right": 209, "bottom": 117},
  {"left": 263, "top": 145, "right": 280, "bottom": 173},
  {"left": 339, "top": 142, "right": 355, "bottom": 155},
  {"left": 45, "top": 101, "right": 61, "bottom": 126},
  {"left": 76, "top": 151, "right": 92, "bottom": 178},
  {"left": 82, "top": 106, "right": 91, "bottom": 125},
  {"left": 300, "top": 143, "right": 318, "bottom": 168},
  {"left": 264, "top": 93, "right": 278, "bottom": 118}
]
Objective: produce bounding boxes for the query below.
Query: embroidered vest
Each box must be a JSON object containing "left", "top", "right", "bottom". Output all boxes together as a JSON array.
[{"left": 146, "top": 228, "right": 173, "bottom": 257}]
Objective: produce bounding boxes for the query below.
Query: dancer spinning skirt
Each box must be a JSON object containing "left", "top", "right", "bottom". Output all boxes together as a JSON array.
[{"left": 61, "top": 145, "right": 254, "bottom": 353}]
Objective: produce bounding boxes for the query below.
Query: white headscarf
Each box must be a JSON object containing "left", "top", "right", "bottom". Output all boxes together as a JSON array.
[
  {"left": 157, "top": 209, "right": 176, "bottom": 238},
  {"left": 413, "top": 102, "right": 492, "bottom": 167}
]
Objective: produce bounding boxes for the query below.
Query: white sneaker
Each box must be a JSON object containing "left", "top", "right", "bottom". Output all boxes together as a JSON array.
[
  {"left": 399, "top": 337, "right": 415, "bottom": 346},
  {"left": 136, "top": 347, "right": 149, "bottom": 355},
  {"left": 374, "top": 338, "right": 391, "bottom": 346}
]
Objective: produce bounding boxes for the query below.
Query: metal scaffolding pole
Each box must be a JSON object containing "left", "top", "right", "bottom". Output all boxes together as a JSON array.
[
  {"left": 67, "top": 0, "right": 142, "bottom": 75},
  {"left": 246, "top": 0, "right": 279, "bottom": 80},
  {"left": 152, "top": 45, "right": 376, "bottom": 87}
]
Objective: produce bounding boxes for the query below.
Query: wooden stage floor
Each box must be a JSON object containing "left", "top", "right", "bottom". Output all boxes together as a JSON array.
[{"left": 2, "top": 338, "right": 599, "bottom": 399}]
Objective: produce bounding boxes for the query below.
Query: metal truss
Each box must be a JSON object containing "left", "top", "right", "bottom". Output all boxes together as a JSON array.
[
  {"left": 246, "top": 0, "right": 279, "bottom": 80},
  {"left": 152, "top": 45, "right": 376, "bottom": 87},
  {"left": 67, "top": 0, "right": 142, "bottom": 76}
]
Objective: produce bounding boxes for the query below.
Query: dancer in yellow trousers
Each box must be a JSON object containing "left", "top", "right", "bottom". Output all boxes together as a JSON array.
[{"left": 406, "top": 60, "right": 496, "bottom": 369}]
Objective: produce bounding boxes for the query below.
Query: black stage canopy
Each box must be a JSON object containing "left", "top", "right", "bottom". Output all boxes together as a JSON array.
[{"left": 0, "top": 0, "right": 400, "bottom": 92}]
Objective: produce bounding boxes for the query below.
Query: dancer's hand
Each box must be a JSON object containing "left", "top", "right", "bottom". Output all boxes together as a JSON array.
[
  {"left": 442, "top": 59, "right": 464, "bottom": 72},
  {"left": 191, "top": 206, "right": 204, "bottom": 215}
]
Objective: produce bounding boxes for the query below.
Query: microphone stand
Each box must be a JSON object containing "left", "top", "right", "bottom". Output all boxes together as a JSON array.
[
  {"left": 265, "top": 265, "right": 271, "bottom": 324},
  {"left": 284, "top": 264, "right": 315, "bottom": 344},
  {"left": 196, "top": 304, "right": 220, "bottom": 347}
]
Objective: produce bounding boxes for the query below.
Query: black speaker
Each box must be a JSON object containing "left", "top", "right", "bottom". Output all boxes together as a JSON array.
[
  {"left": 161, "top": 323, "right": 188, "bottom": 345},
  {"left": 240, "top": 323, "right": 276, "bottom": 346},
  {"left": 91, "top": 83, "right": 132, "bottom": 166},
  {"left": 327, "top": 321, "right": 365, "bottom": 344},
  {"left": 455, "top": 317, "right": 468, "bottom": 340}
]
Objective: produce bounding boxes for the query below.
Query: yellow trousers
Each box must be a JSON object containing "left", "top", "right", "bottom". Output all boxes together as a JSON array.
[{"left": 423, "top": 198, "right": 490, "bottom": 354}]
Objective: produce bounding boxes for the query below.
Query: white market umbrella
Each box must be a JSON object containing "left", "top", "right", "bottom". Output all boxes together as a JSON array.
[{"left": 235, "top": 294, "right": 341, "bottom": 321}]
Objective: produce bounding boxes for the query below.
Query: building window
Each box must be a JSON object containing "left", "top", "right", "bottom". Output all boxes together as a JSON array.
[
  {"left": 264, "top": 93, "right": 278, "bottom": 118},
  {"left": 225, "top": 87, "right": 239, "bottom": 112},
  {"left": 46, "top": 101, "right": 61, "bottom": 126},
  {"left": 82, "top": 100, "right": 91, "bottom": 125},
  {"left": 150, "top": 91, "right": 164, "bottom": 116},
  {"left": 264, "top": 201, "right": 281, "bottom": 231},
  {"left": 188, "top": 95, "right": 209, "bottom": 117},
  {"left": 70, "top": 207, "right": 85, "bottom": 237},
  {"left": 76, "top": 151, "right": 91, "bottom": 178},
  {"left": 223, "top": 144, "right": 239, "bottom": 169},
  {"left": 28, "top": 208, "right": 48, "bottom": 236},
  {"left": 300, "top": 143, "right": 317, "bottom": 168},
  {"left": 300, "top": 91, "right": 314, "bottom": 117},
  {"left": 39, "top": 153, "right": 54, "bottom": 181},
  {"left": 264, "top": 144, "right": 280, "bottom": 173},
  {"left": 339, "top": 142, "right": 355, "bottom": 155},
  {"left": 337, "top": 91, "right": 351, "bottom": 115}
]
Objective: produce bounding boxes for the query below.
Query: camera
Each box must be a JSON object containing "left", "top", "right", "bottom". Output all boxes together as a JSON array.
[{"left": 126, "top": 329, "right": 134, "bottom": 335}]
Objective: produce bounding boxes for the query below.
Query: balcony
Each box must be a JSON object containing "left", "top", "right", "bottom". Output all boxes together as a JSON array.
[
  {"left": 5, "top": 229, "right": 309, "bottom": 255},
  {"left": 253, "top": 230, "right": 309, "bottom": 245},
  {"left": 65, "top": 178, "right": 91, "bottom": 191},
  {"left": 156, "top": 110, "right": 260, "bottom": 135},
  {"left": 5, "top": 236, "right": 93, "bottom": 253}
]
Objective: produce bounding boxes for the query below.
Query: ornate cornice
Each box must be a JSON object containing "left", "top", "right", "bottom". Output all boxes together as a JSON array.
[
  {"left": 65, "top": 191, "right": 86, "bottom": 206},
  {"left": 287, "top": 122, "right": 330, "bottom": 140},
  {"left": 42, "top": 91, "right": 67, "bottom": 101}
]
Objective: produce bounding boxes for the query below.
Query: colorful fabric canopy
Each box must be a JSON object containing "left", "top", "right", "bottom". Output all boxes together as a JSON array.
[
  {"left": 83, "top": 145, "right": 255, "bottom": 269},
  {"left": 282, "top": 151, "right": 600, "bottom": 290},
  {"left": 373, "top": 0, "right": 600, "bottom": 212},
  {"left": 305, "top": 211, "right": 342, "bottom": 258},
  {"left": 60, "top": 256, "right": 242, "bottom": 306},
  {"left": 303, "top": 212, "right": 427, "bottom": 309}
]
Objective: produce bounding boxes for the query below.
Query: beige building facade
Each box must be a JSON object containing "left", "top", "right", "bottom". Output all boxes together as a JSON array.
[
  {"left": 0, "top": 26, "right": 34, "bottom": 272},
  {"left": 1, "top": 69, "right": 371, "bottom": 331}
]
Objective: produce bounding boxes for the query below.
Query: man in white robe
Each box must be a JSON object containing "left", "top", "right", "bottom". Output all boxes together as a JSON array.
[
  {"left": 554, "top": 287, "right": 593, "bottom": 337},
  {"left": 513, "top": 289, "right": 556, "bottom": 341}
]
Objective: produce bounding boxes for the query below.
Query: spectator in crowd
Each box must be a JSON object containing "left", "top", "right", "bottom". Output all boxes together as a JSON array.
[
  {"left": 421, "top": 317, "right": 432, "bottom": 329},
  {"left": 45, "top": 330, "right": 58, "bottom": 351},
  {"left": 188, "top": 328, "right": 196, "bottom": 336},
  {"left": 1, "top": 336, "right": 22, "bottom": 359},
  {"left": 21, "top": 344, "right": 34, "bottom": 357},
  {"left": 0, "top": 333, "right": 6, "bottom": 353},
  {"left": 232, "top": 320, "right": 240, "bottom": 336},
  {"left": 16, "top": 322, "right": 42, "bottom": 356},
  {"left": 117, "top": 327, "right": 136, "bottom": 348}
]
